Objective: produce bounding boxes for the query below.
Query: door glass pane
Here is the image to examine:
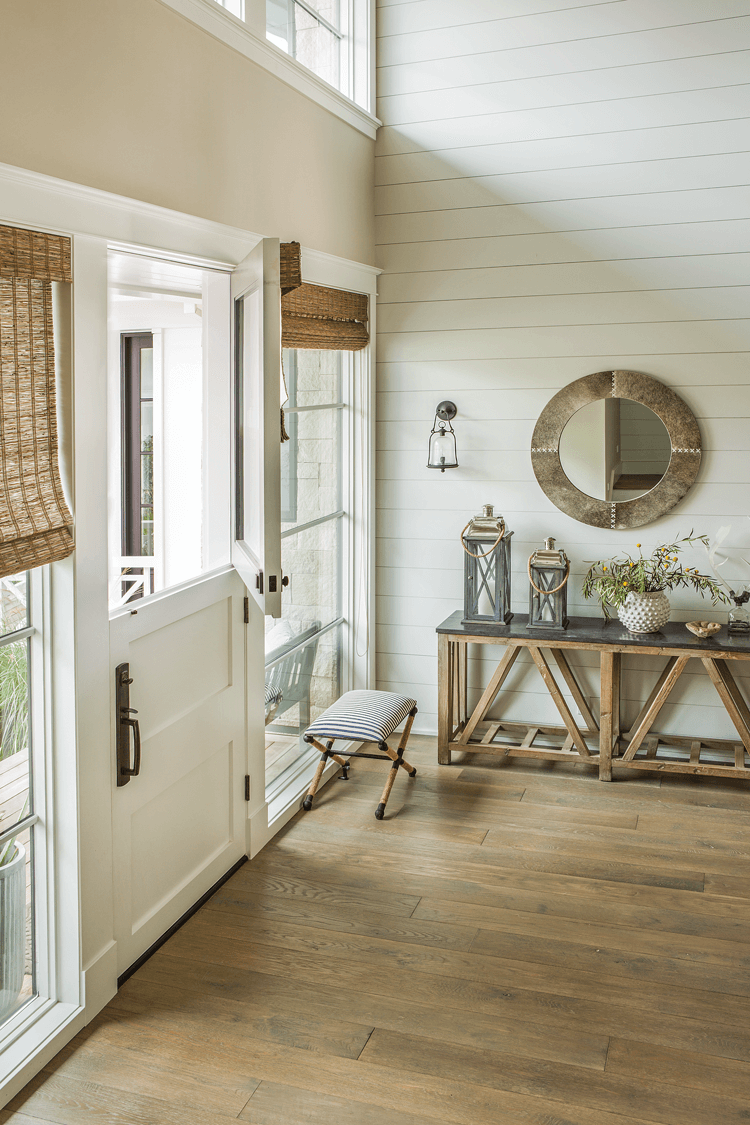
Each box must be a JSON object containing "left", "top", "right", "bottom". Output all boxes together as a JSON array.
[
  {"left": 110, "top": 251, "right": 215, "bottom": 608},
  {"left": 140, "top": 348, "right": 154, "bottom": 397}
]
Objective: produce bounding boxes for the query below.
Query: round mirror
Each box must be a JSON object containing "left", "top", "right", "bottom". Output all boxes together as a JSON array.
[
  {"left": 558, "top": 398, "right": 671, "bottom": 502},
  {"left": 530, "top": 370, "right": 701, "bottom": 530}
]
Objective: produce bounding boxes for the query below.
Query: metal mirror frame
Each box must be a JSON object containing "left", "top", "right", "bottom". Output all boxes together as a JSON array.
[{"left": 531, "top": 370, "right": 701, "bottom": 530}]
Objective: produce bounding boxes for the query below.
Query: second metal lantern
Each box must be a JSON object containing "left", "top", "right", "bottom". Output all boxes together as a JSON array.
[
  {"left": 461, "top": 504, "right": 513, "bottom": 626},
  {"left": 527, "top": 537, "right": 570, "bottom": 630}
]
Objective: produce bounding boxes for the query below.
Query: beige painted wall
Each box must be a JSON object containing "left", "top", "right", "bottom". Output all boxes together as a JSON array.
[{"left": 0, "top": 0, "right": 374, "bottom": 263}]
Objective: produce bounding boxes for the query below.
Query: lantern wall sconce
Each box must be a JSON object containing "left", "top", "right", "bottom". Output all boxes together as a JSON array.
[{"left": 427, "top": 401, "right": 458, "bottom": 471}]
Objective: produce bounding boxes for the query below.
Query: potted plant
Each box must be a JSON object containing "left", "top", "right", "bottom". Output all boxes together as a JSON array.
[
  {"left": 582, "top": 534, "right": 729, "bottom": 633},
  {"left": 0, "top": 828, "right": 26, "bottom": 1023}
]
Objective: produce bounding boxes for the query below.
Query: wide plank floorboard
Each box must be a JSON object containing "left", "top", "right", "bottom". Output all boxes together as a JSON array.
[{"left": 5, "top": 732, "right": 750, "bottom": 1124}]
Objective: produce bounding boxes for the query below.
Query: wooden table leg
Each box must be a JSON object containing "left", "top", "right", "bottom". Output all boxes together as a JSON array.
[
  {"left": 437, "top": 633, "right": 452, "bottom": 765},
  {"left": 599, "top": 651, "right": 614, "bottom": 781}
]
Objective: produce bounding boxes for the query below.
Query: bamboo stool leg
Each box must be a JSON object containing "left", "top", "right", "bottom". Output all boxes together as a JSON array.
[
  {"left": 393, "top": 708, "right": 418, "bottom": 775},
  {"left": 376, "top": 743, "right": 402, "bottom": 820},
  {"left": 302, "top": 738, "right": 334, "bottom": 810}
]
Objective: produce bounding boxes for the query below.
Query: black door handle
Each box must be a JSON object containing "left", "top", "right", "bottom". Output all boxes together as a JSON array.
[
  {"left": 116, "top": 662, "right": 142, "bottom": 786},
  {"left": 121, "top": 716, "right": 141, "bottom": 778}
]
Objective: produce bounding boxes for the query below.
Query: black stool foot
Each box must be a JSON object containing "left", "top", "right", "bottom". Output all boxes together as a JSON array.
[
  {"left": 339, "top": 764, "right": 349, "bottom": 780},
  {"left": 302, "top": 795, "right": 313, "bottom": 811},
  {"left": 375, "top": 803, "right": 385, "bottom": 820},
  {"left": 409, "top": 767, "right": 417, "bottom": 777}
]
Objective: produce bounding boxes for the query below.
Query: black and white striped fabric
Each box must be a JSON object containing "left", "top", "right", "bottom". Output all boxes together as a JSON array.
[
  {"left": 265, "top": 683, "right": 283, "bottom": 706},
  {"left": 305, "top": 690, "right": 417, "bottom": 744}
]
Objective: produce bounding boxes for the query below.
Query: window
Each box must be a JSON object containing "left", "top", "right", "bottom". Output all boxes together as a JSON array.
[
  {"left": 0, "top": 573, "right": 40, "bottom": 1037},
  {"left": 265, "top": 349, "right": 347, "bottom": 790},
  {"left": 109, "top": 252, "right": 232, "bottom": 609},
  {"left": 267, "top": 0, "right": 342, "bottom": 91}
]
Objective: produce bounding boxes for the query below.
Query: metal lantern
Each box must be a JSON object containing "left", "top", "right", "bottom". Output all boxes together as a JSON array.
[
  {"left": 427, "top": 401, "right": 458, "bottom": 472},
  {"left": 527, "top": 537, "right": 570, "bottom": 630},
  {"left": 461, "top": 504, "right": 513, "bottom": 627}
]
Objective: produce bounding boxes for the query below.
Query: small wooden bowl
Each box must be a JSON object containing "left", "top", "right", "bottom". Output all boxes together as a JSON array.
[{"left": 686, "top": 621, "right": 721, "bottom": 639}]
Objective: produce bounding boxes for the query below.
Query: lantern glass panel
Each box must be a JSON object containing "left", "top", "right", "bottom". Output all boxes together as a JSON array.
[
  {"left": 427, "top": 427, "right": 457, "bottom": 470},
  {"left": 528, "top": 561, "right": 569, "bottom": 630},
  {"left": 462, "top": 531, "right": 513, "bottom": 627}
]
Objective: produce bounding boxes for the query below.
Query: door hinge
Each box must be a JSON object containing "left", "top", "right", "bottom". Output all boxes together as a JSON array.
[
  {"left": 243, "top": 596, "right": 249, "bottom": 623},
  {"left": 244, "top": 775, "right": 251, "bottom": 802},
  {"left": 256, "top": 570, "right": 264, "bottom": 594}
]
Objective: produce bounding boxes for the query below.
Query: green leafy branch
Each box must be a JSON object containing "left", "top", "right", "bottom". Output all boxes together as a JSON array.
[{"left": 582, "top": 533, "right": 731, "bottom": 618}]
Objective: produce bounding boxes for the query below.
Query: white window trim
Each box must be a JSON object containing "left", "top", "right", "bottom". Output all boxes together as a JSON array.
[{"left": 156, "top": 0, "right": 379, "bottom": 137}]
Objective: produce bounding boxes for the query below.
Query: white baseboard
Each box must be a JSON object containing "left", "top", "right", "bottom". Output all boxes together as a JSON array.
[{"left": 82, "top": 940, "right": 118, "bottom": 1020}]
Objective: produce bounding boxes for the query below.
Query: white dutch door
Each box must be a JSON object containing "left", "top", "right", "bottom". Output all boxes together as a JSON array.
[{"left": 108, "top": 240, "right": 281, "bottom": 975}]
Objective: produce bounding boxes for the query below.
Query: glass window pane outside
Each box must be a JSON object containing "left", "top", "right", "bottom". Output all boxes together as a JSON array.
[
  {"left": 282, "top": 516, "right": 341, "bottom": 635},
  {"left": 0, "top": 824, "right": 36, "bottom": 1028},
  {"left": 0, "top": 568, "right": 35, "bottom": 1032},
  {"left": 0, "top": 637, "right": 31, "bottom": 838},
  {"left": 265, "top": 624, "right": 341, "bottom": 786},
  {"left": 280, "top": 409, "right": 341, "bottom": 531},
  {"left": 294, "top": 3, "right": 339, "bottom": 88},
  {"left": 289, "top": 348, "right": 341, "bottom": 408},
  {"left": 0, "top": 574, "right": 28, "bottom": 638},
  {"left": 281, "top": 349, "right": 342, "bottom": 532},
  {"left": 266, "top": 0, "right": 342, "bottom": 90}
]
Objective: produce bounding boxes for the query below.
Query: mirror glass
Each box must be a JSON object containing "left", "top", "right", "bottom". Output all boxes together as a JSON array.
[{"left": 558, "top": 398, "right": 671, "bottom": 502}]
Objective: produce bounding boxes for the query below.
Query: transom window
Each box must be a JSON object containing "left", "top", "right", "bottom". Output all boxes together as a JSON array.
[{"left": 267, "top": 0, "right": 342, "bottom": 91}]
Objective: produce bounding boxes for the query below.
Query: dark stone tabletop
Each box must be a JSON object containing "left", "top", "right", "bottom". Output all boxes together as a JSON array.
[{"left": 436, "top": 610, "right": 750, "bottom": 655}]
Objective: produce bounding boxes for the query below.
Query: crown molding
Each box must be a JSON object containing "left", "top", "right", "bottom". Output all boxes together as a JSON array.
[{"left": 156, "top": 0, "right": 380, "bottom": 139}]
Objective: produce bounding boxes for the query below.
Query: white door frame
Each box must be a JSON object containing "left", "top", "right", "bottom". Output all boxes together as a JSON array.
[{"left": 0, "top": 159, "right": 377, "bottom": 1104}]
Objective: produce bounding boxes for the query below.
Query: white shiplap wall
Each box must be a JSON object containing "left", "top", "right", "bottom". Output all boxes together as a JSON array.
[{"left": 375, "top": 0, "right": 750, "bottom": 737}]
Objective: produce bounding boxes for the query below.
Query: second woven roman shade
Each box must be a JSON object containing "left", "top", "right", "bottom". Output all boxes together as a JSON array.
[
  {"left": 0, "top": 225, "right": 74, "bottom": 578},
  {"left": 280, "top": 242, "right": 369, "bottom": 352}
]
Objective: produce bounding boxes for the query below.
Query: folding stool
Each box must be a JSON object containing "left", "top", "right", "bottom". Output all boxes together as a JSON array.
[{"left": 302, "top": 689, "right": 418, "bottom": 819}]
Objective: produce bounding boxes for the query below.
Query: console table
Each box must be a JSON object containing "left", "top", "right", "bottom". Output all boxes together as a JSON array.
[{"left": 436, "top": 611, "right": 750, "bottom": 782}]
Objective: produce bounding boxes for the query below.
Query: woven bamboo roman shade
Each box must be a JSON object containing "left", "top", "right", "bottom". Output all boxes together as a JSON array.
[
  {"left": 280, "top": 242, "right": 369, "bottom": 352},
  {"left": 0, "top": 225, "right": 74, "bottom": 578}
]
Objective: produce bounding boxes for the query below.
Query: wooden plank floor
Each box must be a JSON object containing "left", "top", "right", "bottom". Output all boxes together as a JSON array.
[{"left": 6, "top": 733, "right": 750, "bottom": 1124}]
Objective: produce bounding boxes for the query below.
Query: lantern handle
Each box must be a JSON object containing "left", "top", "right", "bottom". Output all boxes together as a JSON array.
[
  {"left": 527, "top": 557, "right": 570, "bottom": 595},
  {"left": 460, "top": 520, "right": 505, "bottom": 559}
]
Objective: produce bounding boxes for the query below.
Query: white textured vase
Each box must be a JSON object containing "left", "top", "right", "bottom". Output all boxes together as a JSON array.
[
  {"left": 0, "top": 842, "right": 26, "bottom": 1023},
  {"left": 617, "top": 590, "right": 671, "bottom": 634}
]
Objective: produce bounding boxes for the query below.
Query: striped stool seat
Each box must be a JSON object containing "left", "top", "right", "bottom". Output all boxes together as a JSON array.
[
  {"left": 302, "top": 690, "right": 419, "bottom": 820},
  {"left": 305, "top": 690, "right": 416, "bottom": 744}
]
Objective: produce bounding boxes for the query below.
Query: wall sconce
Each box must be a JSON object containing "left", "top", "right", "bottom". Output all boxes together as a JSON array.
[{"left": 427, "top": 401, "right": 458, "bottom": 472}]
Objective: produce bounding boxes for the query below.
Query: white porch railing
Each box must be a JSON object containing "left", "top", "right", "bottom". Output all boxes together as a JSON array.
[{"left": 110, "top": 558, "right": 156, "bottom": 609}]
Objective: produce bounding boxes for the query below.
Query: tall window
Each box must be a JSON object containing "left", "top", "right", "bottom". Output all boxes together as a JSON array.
[
  {"left": 264, "top": 350, "right": 346, "bottom": 790},
  {"left": 267, "top": 0, "right": 342, "bottom": 90},
  {"left": 0, "top": 574, "right": 37, "bottom": 1034}
]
